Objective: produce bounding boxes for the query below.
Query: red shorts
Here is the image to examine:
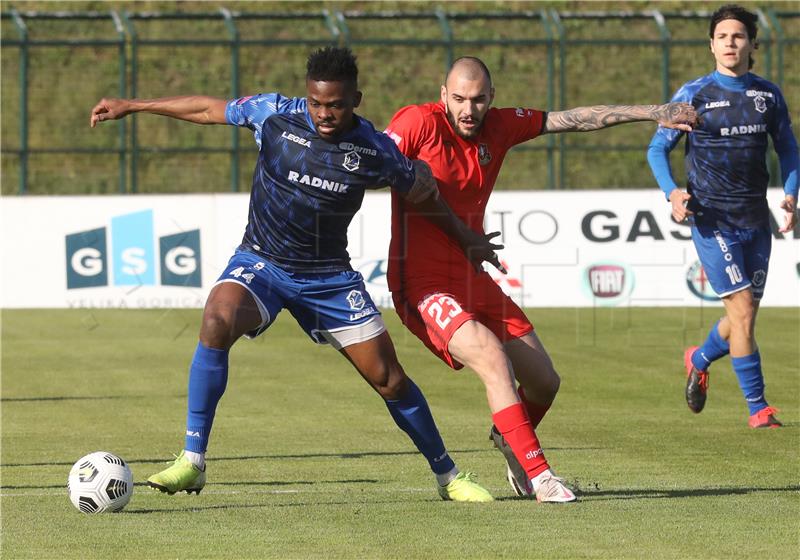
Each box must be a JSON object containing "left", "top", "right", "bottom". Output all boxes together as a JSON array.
[{"left": 392, "top": 272, "right": 533, "bottom": 370}]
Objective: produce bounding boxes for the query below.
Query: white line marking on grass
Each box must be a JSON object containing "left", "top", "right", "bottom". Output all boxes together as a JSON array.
[{"left": 1, "top": 487, "right": 443, "bottom": 498}]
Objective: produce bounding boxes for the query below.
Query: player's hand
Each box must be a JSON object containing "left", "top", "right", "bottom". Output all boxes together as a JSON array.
[
  {"left": 461, "top": 230, "right": 507, "bottom": 275},
  {"left": 90, "top": 98, "right": 133, "bottom": 128},
  {"left": 779, "top": 194, "right": 797, "bottom": 233},
  {"left": 404, "top": 160, "right": 440, "bottom": 204},
  {"left": 669, "top": 189, "right": 693, "bottom": 222},
  {"left": 658, "top": 102, "right": 698, "bottom": 132}
]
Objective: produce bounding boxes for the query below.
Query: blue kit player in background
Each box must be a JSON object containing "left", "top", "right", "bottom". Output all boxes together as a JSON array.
[
  {"left": 647, "top": 5, "right": 799, "bottom": 428},
  {"left": 90, "top": 47, "right": 500, "bottom": 501}
]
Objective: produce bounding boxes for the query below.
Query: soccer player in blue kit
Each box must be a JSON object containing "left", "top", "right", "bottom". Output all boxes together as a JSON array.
[
  {"left": 648, "top": 5, "right": 798, "bottom": 428},
  {"left": 90, "top": 47, "right": 501, "bottom": 501}
]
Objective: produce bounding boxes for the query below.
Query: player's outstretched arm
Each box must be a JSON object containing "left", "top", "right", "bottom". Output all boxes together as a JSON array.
[
  {"left": 403, "top": 160, "right": 439, "bottom": 204},
  {"left": 90, "top": 96, "right": 228, "bottom": 128},
  {"left": 543, "top": 103, "right": 697, "bottom": 134},
  {"left": 413, "top": 195, "right": 507, "bottom": 274},
  {"left": 403, "top": 161, "right": 506, "bottom": 274}
]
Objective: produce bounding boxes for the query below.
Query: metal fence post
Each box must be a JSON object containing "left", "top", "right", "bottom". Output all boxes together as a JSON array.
[
  {"left": 550, "top": 9, "right": 566, "bottom": 189},
  {"left": 11, "top": 9, "right": 28, "bottom": 194},
  {"left": 540, "top": 8, "right": 555, "bottom": 189},
  {"left": 322, "top": 10, "right": 341, "bottom": 46},
  {"left": 434, "top": 9, "right": 454, "bottom": 72},
  {"left": 652, "top": 10, "right": 671, "bottom": 103},
  {"left": 756, "top": 10, "right": 773, "bottom": 82},
  {"left": 110, "top": 10, "right": 127, "bottom": 193},
  {"left": 121, "top": 12, "right": 138, "bottom": 193},
  {"left": 756, "top": 9, "right": 777, "bottom": 184},
  {"left": 220, "top": 8, "right": 240, "bottom": 192},
  {"left": 335, "top": 11, "right": 351, "bottom": 48},
  {"left": 765, "top": 9, "right": 785, "bottom": 89}
]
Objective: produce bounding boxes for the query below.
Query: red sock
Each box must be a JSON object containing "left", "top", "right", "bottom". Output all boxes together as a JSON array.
[
  {"left": 518, "top": 385, "right": 551, "bottom": 429},
  {"left": 492, "top": 402, "right": 549, "bottom": 479}
]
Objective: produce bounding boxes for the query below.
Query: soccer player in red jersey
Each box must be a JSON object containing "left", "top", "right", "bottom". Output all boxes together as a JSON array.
[{"left": 385, "top": 57, "right": 697, "bottom": 502}]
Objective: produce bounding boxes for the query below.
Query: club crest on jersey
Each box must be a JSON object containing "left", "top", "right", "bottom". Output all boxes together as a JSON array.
[
  {"left": 753, "top": 95, "right": 767, "bottom": 113},
  {"left": 343, "top": 151, "right": 361, "bottom": 172},
  {"left": 478, "top": 143, "right": 492, "bottom": 165}
]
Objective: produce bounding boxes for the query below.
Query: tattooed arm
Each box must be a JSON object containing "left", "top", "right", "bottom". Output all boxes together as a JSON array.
[{"left": 543, "top": 103, "right": 697, "bottom": 134}]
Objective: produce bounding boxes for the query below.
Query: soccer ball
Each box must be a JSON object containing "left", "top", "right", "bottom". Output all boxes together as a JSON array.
[{"left": 67, "top": 451, "right": 133, "bottom": 513}]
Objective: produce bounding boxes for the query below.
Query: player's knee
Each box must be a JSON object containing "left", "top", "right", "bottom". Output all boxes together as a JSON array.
[
  {"left": 470, "top": 344, "right": 511, "bottom": 378},
  {"left": 374, "top": 364, "right": 409, "bottom": 400},
  {"left": 726, "top": 298, "right": 756, "bottom": 330},
  {"left": 356, "top": 352, "right": 408, "bottom": 400},
  {"left": 525, "top": 366, "right": 560, "bottom": 402},
  {"left": 547, "top": 370, "right": 561, "bottom": 398},
  {"left": 199, "top": 309, "right": 236, "bottom": 349}
]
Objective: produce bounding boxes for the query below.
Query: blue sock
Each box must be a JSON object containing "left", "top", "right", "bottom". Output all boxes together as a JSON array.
[
  {"left": 731, "top": 351, "right": 768, "bottom": 415},
  {"left": 384, "top": 378, "right": 456, "bottom": 475},
  {"left": 692, "top": 320, "right": 730, "bottom": 371},
  {"left": 184, "top": 342, "right": 229, "bottom": 453}
]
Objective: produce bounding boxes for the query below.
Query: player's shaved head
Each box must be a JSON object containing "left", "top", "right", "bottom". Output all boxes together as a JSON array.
[
  {"left": 445, "top": 57, "right": 493, "bottom": 88},
  {"left": 441, "top": 56, "right": 495, "bottom": 139}
]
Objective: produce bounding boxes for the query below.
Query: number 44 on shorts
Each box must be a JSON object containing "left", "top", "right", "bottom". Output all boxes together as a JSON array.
[{"left": 229, "top": 266, "right": 255, "bottom": 285}]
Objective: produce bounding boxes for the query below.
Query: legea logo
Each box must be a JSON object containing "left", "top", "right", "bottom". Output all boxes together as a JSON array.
[
  {"left": 65, "top": 209, "right": 202, "bottom": 290},
  {"left": 582, "top": 262, "right": 634, "bottom": 306}
]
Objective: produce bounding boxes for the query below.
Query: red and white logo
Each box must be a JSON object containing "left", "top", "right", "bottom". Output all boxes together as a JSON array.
[{"left": 587, "top": 264, "right": 627, "bottom": 298}]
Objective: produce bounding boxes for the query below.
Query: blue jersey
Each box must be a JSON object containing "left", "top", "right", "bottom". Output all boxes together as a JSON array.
[
  {"left": 649, "top": 71, "right": 798, "bottom": 230},
  {"left": 225, "top": 93, "right": 416, "bottom": 273}
]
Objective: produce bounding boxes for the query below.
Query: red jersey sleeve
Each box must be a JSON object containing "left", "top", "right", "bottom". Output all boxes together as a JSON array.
[
  {"left": 493, "top": 107, "right": 546, "bottom": 149},
  {"left": 384, "top": 104, "right": 433, "bottom": 158}
]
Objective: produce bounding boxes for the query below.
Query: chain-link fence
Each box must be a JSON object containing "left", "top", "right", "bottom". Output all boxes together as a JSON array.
[{"left": 2, "top": 8, "right": 797, "bottom": 194}]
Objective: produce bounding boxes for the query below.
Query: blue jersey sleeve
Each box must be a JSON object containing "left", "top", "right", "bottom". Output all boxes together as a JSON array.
[
  {"left": 770, "top": 89, "right": 799, "bottom": 199},
  {"left": 225, "top": 93, "right": 306, "bottom": 149},
  {"left": 647, "top": 137, "right": 678, "bottom": 198},
  {"left": 647, "top": 83, "right": 695, "bottom": 199},
  {"left": 374, "top": 131, "right": 416, "bottom": 193}
]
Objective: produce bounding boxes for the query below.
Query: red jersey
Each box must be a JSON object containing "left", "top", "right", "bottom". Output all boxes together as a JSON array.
[{"left": 385, "top": 101, "right": 545, "bottom": 293}]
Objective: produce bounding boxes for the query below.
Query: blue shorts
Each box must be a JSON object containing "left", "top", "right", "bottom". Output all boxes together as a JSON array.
[
  {"left": 215, "top": 250, "right": 384, "bottom": 348},
  {"left": 691, "top": 225, "right": 771, "bottom": 299}
]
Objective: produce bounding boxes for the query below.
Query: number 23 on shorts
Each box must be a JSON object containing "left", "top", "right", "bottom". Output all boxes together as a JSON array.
[{"left": 420, "top": 293, "right": 464, "bottom": 330}]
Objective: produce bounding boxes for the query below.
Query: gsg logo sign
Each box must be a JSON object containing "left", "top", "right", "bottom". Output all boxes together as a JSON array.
[{"left": 65, "top": 209, "right": 202, "bottom": 290}]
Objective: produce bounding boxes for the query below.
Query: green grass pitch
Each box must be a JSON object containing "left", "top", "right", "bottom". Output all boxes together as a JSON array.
[{"left": 2, "top": 308, "right": 798, "bottom": 559}]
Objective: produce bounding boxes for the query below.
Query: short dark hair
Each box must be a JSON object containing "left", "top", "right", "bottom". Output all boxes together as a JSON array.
[
  {"left": 306, "top": 47, "right": 358, "bottom": 86},
  {"left": 709, "top": 4, "right": 758, "bottom": 69}
]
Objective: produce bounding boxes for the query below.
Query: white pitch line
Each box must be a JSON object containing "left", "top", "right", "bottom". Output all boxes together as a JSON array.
[{"left": 1, "top": 487, "right": 445, "bottom": 498}]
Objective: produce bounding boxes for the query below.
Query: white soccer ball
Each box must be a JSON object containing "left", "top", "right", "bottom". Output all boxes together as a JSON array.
[{"left": 67, "top": 451, "right": 133, "bottom": 513}]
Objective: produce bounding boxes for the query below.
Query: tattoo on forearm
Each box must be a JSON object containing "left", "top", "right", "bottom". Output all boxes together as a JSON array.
[{"left": 544, "top": 103, "right": 693, "bottom": 132}]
